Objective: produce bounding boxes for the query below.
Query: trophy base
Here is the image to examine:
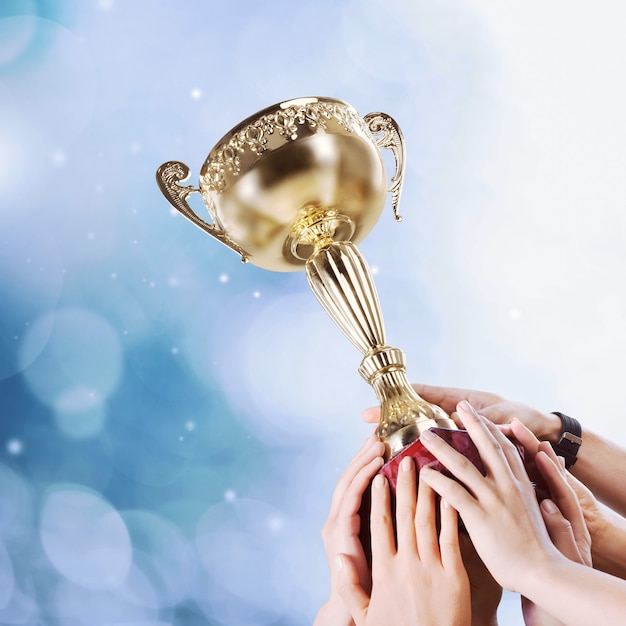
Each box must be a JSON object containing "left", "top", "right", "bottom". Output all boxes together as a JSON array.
[{"left": 359, "top": 428, "right": 549, "bottom": 564}]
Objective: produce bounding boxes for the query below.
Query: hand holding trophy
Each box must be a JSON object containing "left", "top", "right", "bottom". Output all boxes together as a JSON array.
[{"left": 156, "top": 96, "right": 489, "bottom": 483}]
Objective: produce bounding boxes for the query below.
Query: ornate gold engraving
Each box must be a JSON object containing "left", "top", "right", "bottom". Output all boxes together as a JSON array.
[{"left": 202, "top": 101, "right": 370, "bottom": 194}]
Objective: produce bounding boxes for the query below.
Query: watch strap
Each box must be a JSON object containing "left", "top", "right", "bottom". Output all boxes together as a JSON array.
[{"left": 550, "top": 412, "right": 582, "bottom": 469}]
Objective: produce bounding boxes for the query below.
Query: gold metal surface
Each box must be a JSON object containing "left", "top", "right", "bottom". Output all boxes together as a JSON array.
[{"left": 156, "top": 96, "right": 455, "bottom": 460}]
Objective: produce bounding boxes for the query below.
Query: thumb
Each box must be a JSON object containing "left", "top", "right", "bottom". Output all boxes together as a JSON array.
[
  {"left": 540, "top": 499, "right": 583, "bottom": 564},
  {"left": 336, "top": 553, "right": 370, "bottom": 625},
  {"left": 361, "top": 406, "right": 380, "bottom": 424}
]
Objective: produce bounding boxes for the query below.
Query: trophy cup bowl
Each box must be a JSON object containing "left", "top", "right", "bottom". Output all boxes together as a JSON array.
[{"left": 156, "top": 96, "right": 509, "bottom": 486}]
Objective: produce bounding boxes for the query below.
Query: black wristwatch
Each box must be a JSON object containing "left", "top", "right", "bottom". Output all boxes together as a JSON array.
[{"left": 550, "top": 412, "right": 582, "bottom": 469}]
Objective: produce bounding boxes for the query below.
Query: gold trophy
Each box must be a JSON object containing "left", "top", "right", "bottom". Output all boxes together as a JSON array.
[{"left": 156, "top": 96, "right": 458, "bottom": 466}]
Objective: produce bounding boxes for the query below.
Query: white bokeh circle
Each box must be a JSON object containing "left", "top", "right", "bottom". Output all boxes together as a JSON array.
[{"left": 40, "top": 485, "right": 132, "bottom": 590}]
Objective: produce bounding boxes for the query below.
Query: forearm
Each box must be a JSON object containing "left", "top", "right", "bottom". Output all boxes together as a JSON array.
[
  {"left": 520, "top": 553, "right": 626, "bottom": 626},
  {"left": 570, "top": 429, "right": 626, "bottom": 517}
]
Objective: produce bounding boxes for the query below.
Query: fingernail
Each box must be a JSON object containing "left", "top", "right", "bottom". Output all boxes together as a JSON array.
[
  {"left": 374, "top": 474, "right": 386, "bottom": 488},
  {"left": 401, "top": 456, "right": 413, "bottom": 472},
  {"left": 336, "top": 554, "right": 344, "bottom": 571},
  {"left": 541, "top": 499, "right": 558, "bottom": 514},
  {"left": 420, "top": 428, "right": 436, "bottom": 441},
  {"left": 459, "top": 400, "right": 473, "bottom": 414}
]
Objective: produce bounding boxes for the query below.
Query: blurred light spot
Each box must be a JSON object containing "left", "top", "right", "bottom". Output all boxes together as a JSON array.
[
  {"left": 253, "top": 291, "right": 261, "bottom": 298},
  {"left": 20, "top": 308, "right": 122, "bottom": 409},
  {"left": 167, "top": 276, "right": 179, "bottom": 287},
  {"left": 195, "top": 499, "right": 293, "bottom": 622},
  {"left": 224, "top": 490, "right": 236, "bottom": 502},
  {"left": 267, "top": 516, "right": 284, "bottom": 533},
  {"left": 200, "top": 293, "right": 368, "bottom": 445},
  {"left": 171, "top": 346, "right": 179, "bottom": 355},
  {"left": 190, "top": 88, "right": 202, "bottom": 100},
  {"left": 111, "top": 272, "right": 117, "bottom": 279},
  {"left": 53, "top": 578, "right": 153, "bottom": 626},
  {"left": 129, "top": 141, "right": 141, "bottom": 154},
  {"left": 185, "top": 420, "right": 195, "bottom": 432},
  {"left": 87, "top": 232, "right": 95, "bottom": 240},
  {"left": 53, "top": 386, "right": 106, "bottom": 439},
  {"left": 121, "top": 510, "right": 193, "bottom": 609},
  {"left": 509, "top": 308, "right": 522, "bottom": 321},
  {"left": 218, "top": 273, "right": 229, "bottom": 284},
  {"left": 98, "top": 0, "right": 115, "bottom": 10},
  {"left": 40, "top": 485, "right": 132, "bottom": 590},
  {"left": 51, "top": 150, "right": 67, "bottom": 166},
  {"left": 370, "top": 265, "right": 380, "bottom": 275},
  {"left": 6, "top": 439, "right": 23, "bottom": 456}
]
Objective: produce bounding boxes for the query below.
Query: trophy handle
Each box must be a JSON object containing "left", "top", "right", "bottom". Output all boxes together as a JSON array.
[
  {"left": 363, "top": 112, "right": 406, "bottom": 222},
  {"left": 156, "top": 161, "right": 249, "bottom": 262}
]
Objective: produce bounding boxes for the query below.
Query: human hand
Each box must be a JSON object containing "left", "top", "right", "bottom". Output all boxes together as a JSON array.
[
  {"left": 337, "top": 456, "right": 471, "bottom": 626},
  {"left": 565, "top": 469, "right": 626, "bottom": 579},
  {"left": 417, "top": 401, "right": 561, "bottom": 594},
  {"left": 314, "top": 436, "right": 385, "bottom": 626},
  {"left": 362, "top": 384, "right": 562, "bottom": 443},
  {"left": 504, "top": 422, "right": 591, "bottom": 626}
]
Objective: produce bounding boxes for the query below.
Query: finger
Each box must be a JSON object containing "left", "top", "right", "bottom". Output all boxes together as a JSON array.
[
  {"left": 510, "top": 418, "right": 542, "bottom": 461},
  {"left": 410, "top": 383, "right": 501, "bottom": 415},
  {"left": 370, "top": 474, "right": 396, "bottom": 560},
  {"left": 535, "top": 451, "right": 590, "bottom": 558},
  {"left": 439, "top": 498, "right": 464, "bottom": 573},
  {"left": 362, "top": 406, "right": 380, "bottom": 424},
  {"left": 537, "top": 441, "right": 566, "bottom": 475},
  {"left": 419, "top": 427, "right": 491, "bottom": 501},
  {"left": 415, "top": 472, "right": 439, "bottom": 563},
  {"left": 329, "top": 437, "right": 384, "bottom": 515},
  {"left": 336, "top": 553, "right": 369, "bottom": 625},
  {"left": 540, "top": 499, "right": 583, "bottom": 563},
  {"left": 395, "top": 456, "right": 418, "bottom": 554},
  {"left": 337, "top": 454, "right": 385, "bottom": 524},
  {"left": 418, "top": 466, "right": 477, "bottom": 523},
  {"left": 457, "top": 402, "right": 527, "bottom": 483}
]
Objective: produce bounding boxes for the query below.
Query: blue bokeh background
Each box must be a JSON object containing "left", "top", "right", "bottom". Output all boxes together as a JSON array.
[{"left": 3, "top": 1, "right": 626, "bottom": 624}]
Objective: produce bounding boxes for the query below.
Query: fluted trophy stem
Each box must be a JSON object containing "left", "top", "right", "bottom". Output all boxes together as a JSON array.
[{"left": 305, "top": 241, "right": 455, "bottom": 459}]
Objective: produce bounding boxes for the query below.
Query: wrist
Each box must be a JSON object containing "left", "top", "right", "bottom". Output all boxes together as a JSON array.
[
  {"left": 540, "top": 411, "right": 563, "bottom": 444},
  {"left": 314, "top": 596, "right": 354, "bottom": 626}
]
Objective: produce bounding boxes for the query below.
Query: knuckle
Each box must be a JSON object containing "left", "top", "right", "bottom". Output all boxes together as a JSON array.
[{"left": 395, "top": 506, "right": 415, "bottom": 526}]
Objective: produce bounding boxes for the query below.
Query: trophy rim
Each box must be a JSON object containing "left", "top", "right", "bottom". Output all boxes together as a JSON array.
[{"left": 208, "top": 96, "right": 350, "bottom": 154}]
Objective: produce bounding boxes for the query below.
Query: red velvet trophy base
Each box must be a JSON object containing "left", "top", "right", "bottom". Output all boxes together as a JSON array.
[{"left": 359, "top": 428, "right": 549, "bottom": 563}]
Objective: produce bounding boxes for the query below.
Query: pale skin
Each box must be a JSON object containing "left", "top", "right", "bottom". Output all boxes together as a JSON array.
[
  {"left": 337, "top": 456, "right": 472, "bottom": 626},
  {"left": 313, "top": 435, "right": 385, "bottom": 626},
  {"left": 418, "top": 401, "right": 626, "bottom": 626},
  {"left": 366, "top": 382, "right": 626, "bottom": 579},
  {"left": 369, "top": 383, "right": 626, "bottom": 518},
  {"left": 502, "top": 420, "right": 592, "bottom": 626}
]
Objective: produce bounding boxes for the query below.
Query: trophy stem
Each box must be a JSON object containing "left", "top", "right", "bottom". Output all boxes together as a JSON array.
[{"left": 305, "top": 239, "right": 455, "bottom": 459}]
